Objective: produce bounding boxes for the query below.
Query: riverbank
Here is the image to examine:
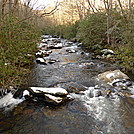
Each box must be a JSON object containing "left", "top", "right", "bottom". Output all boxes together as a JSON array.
[
  {"left": 74, "top": 42, "right": 133, "bottom": 81},
  {"left": 0, "top": 18, "right": 41, "bottom": 90}
]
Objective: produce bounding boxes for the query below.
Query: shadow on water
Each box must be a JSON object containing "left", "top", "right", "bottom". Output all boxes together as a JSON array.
[{"left": 0, "top": 37, "right": 134, "bottom": 134}]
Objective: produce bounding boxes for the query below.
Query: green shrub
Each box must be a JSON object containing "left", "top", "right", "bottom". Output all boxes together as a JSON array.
[
  {"left": 0, "top": 16, "right": 41, "bottom": 88},
  {"left": 76, "top": 12, "right": 107, "bottom": 48}
]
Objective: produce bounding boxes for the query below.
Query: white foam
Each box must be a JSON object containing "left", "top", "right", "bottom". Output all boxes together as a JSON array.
[
  {"left": 0, "top": 93, "right": 24, "bottom": 110},
  {"left": 70, "top": 87, "right": 126, "bottom": 134}
]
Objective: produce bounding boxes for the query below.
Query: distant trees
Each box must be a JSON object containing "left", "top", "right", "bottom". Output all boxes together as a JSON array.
[{"left": 0, "top": 0, "right": 61, "bottom": 88}]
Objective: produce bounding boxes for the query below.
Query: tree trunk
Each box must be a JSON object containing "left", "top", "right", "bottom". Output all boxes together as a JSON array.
[
  {"left": 9, "top": 0, "right": 12, "bottom": 17},
  {"left": 117, "top": 0, "right": 128, "bottom": 23}
]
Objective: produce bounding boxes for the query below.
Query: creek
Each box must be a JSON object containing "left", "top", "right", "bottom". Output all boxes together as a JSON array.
[{"left": 0, "top": 36, "right": 134, "bottom": 134}]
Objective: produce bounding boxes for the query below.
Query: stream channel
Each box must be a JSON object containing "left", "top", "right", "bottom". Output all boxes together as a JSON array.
[{"left": 0, "top": 36, "right": 134, "bottom": 134}]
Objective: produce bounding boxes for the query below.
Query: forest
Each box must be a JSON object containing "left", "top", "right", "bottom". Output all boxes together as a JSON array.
[{"left": 0, "top": 0, "right": 134, "bottom": 88}]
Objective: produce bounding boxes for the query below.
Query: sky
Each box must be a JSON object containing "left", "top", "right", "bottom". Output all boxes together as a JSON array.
[{"left": 21, "top": 0, "right": 60, "bottom": 9}]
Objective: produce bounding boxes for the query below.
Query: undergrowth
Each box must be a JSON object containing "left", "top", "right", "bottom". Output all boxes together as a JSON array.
[{"left": 0, "top": 16, "right": 41, "bottom": 89}]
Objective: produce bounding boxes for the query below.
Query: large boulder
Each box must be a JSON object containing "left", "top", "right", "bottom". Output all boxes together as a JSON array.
[
  {"left": 97, "top": 70, "right": 134, "bottom": 97},
  {"left": 22, "top": 87, "right": 70, "bottom": 105},
  {"left": 28, "top": 87, "right": 68, "bottom": 96},
  {"left": 97, "top": 70, "right": 130, "bottom": 85}
]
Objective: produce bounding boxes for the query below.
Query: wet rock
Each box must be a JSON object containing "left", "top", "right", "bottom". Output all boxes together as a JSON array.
[
  {"left": 36, "top": 58, "right": 47, "bottom": 65},
  {"left": 47, "top": 59, "right": 59, "bottom": 64},
  {"left": 60, "top": 82, "right": 88, "bottom": 94},
  {"left": 44, "top": 94, "right": 68, "bottom": 105},
  {"left": 97, "top": 70, "right": 134, "bottom": 97},
  {"left": 41, "top": 35, "right": 52, "bottom": 39},
  {"left": 44, "top": 57, "right": 59, "bottom": 64},
  {"left": 92, "top": 49, "right": 115, "bottom": 60},
  {"left": 37, "top": 43, "right": 47, "bottom": 49},
  {"left": 52, "top": 35, "right": 59, "bottom": 38},
  {"left": 67, "top": 42, "right": 74, "bottom": 46},
  {"left": 88, "top": 87, "right": 102, "bottom": 98},
  {"left": 101, "top": 49, "right": 114, "bottom": 55},
  {"left": 41, "top": 39, "right": 48, "bottom": 43},
  {"left": 78, "top": 43, "right": 82, "bottom": 47},
  {"left": 0, "top": 89, "right": 9, "bottom": 97},
  {"left": 35, "top": 51, "right": 44, "bottom": 58},
  {"left": 81, "top": 51, "right": 84, "bottom": 54},
  {"left": 54, "top": 43, "right": 63, "bottom": 49},
  {"left": 112, "top": 79, "right": 132, "bottom": 87},
  {"left": 36, "top": 50, "right": 52, "bottom": 58},
  {"left": 49, "top": 38, "right": 61, "bottom": 43},
  {"left": 81, "top": 62, "right": 95, "bottom": 67},
  {"left": 66, "top": 49, "right": 77, "bottom": 53},
  {"left": 24, "top": 87, "right": 70, "bottom": 105},
  {"left": 48, "top": 43, "right": 63, "bottom": 49},
  {"left": 28, "top": 87, "right": 68, "bottom": 96},
  {"left": 98, "top": 70, "right": 130, "bottom": 84}
]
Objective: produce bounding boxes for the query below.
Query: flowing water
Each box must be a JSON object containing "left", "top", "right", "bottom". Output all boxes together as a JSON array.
[{"left": 0, "top": 37, "right": 134, "bottom": 134}]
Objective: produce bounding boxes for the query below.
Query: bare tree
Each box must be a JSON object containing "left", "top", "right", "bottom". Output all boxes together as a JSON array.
[{"left": 117, "top": 0, "right": 128, "bottom": 22}]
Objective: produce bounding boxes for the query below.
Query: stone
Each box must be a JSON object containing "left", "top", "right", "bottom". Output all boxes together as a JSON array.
[
  {"left": 47, "top": 59, "right": 59, "bottom": 64},
  {"left": 37, "top": 43, "right": 47, "bottom": 49},
  {"left": 36, "top": 52, "right": 44, "bottom": 58},
  {"left": 54, "top": 43, "right": 63, "bottom": 49},
  {"left": 66, "top": 49, "right": 77, "bottom": 53},
  {"left": 98, "top": 70, "right": 130, "bottom": 84},
  {"left": 101, "top": 49, "right": 114, "bottom": 55},
  {"left": 44, "top": 94, "right": 63, "bottom": 104},
  {"left": 41, "top": 35, "right": 52, "bottom": 39},
  {"left": 28, "top": 87, "right": 68, "bottom": 96},
  {"left": 25, "top": 87, "right": 69, "bottom": 105},
  {"left": 36, "top": 58, "right": 47, "bottom": 65}
]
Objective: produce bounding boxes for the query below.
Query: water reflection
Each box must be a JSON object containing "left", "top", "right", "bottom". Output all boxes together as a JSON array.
[{"left": 0, "top": 38, "right": 134, "bottom": 134}]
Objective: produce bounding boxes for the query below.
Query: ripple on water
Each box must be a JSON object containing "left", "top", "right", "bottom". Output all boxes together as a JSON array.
[{"left": 70, "top": 88, "right": 132, "bottom": 134}]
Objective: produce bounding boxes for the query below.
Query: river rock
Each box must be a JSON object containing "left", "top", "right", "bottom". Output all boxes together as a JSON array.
[
  {"left": 44, "top": 94, "right": 64, "bottom": 104},
  {"left": 98, "top": 70, "right": 129, "bottom": 82},
  {"left": 28, "top": 87, "right": 68, "bottom": 96},
  {"left": 0, "top": 89, "right": 9, "bottom": 97},
  {"left": 97, "top": 70, "right": 131, "bottom": 90},
  {"left": 66, "top": 49, "right": 77, "bottom": 53},
  {"left": 101, "top": 49, "right": 114, "bottom": 55},
  {"left": 41, "top": 35, "right": 52, "bottom": 39},
  {"left": 25, "top": 87, "right": 69, "bottom": 105},
  {"left": 54, "top": 43, "right": 63, "bottom": 49},
  {"left": 36, "top": 58, "right": 47, "bottom": 65},
  {"left": 37, "top": 43, "right": 47, "bottom": 49},
  {"left": 36, "top": 50, "right": 52, "bottom": 58},
  {"left": 48, "top": 59, "right": 59, "bottom": 64}
]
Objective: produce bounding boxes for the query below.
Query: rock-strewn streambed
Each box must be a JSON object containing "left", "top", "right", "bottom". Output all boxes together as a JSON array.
[{"left": 0, "top": 35, "right": 134, "bottom": 134}]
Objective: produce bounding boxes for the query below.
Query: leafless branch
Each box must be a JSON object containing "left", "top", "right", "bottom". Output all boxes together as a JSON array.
[{"left": 40, "top": 2, "right": 60, "bottom": 17}]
